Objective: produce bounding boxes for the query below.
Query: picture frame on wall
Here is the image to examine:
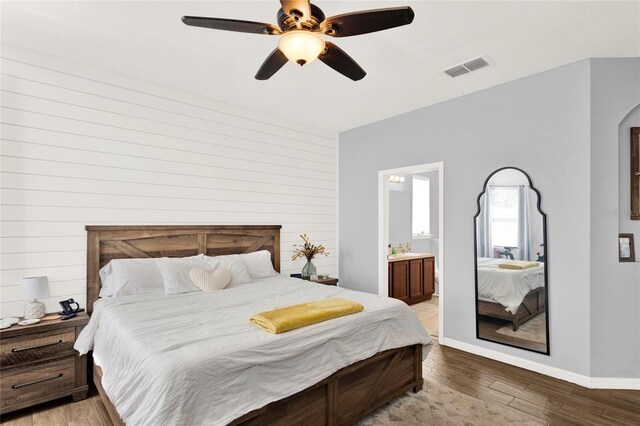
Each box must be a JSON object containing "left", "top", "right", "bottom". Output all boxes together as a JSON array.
[
  {"left": 632, "top": 128, "right": 639, "bottom": 220},
  {"left": 618, "top": 233, "right": 636, "bottom": 262}
]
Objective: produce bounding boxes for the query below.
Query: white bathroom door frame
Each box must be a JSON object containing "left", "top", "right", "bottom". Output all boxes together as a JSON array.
[{"left": 378, "top": 161, "right": 445, "bottom": 343}]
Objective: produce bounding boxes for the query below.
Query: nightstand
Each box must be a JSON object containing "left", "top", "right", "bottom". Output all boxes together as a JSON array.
[
  {"left": 290, "top": 274, "right": 339, "bottom": 286},
  {"left": 0, "top": 312, "right": 89, "bottom": 414},
  {"left": 314, "top": 277, "right": 339, "bottom": 286}
]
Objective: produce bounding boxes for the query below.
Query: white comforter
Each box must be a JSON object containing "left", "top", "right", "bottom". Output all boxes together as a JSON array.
[
  {"left": 75, "top": 275, "right": 431, "bottom": 425},
  {"left": 476, "top": 258, "right": 545, "bottom": 314}
]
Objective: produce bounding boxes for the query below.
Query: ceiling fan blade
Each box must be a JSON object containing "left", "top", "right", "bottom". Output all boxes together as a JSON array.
[
  {"left": 318, "top": 42, "right": 366, "bottom": 81},
  {"left": 255, "top": 48, "right": 289, "bottom": 80},
  {"left": 280, "top": 0, "right": 312, "bottom": 22},
  {"left": 321, "top": 7, "right": 414, "bottom": 37},
  {"left": 181, "top": 16, "right": 281, "bottom": 35}
]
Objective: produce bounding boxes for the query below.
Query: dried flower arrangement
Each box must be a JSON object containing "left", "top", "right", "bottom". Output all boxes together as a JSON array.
[{"left": 291, "top": 234, "right": 329, "bottom": 261}]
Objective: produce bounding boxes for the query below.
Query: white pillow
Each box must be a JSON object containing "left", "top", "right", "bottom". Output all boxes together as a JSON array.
[
  {"left": 156, "top": 256, "right": 215, "bottom": 295},
  {"left": 99, "top": 258, "right": 165, "bottom": 297},
  {"left": 203, "top": 254, "right": 252, "bottom": 285},
  {"left": 240, "top": 250, "right": 277, "bottom": 279}
]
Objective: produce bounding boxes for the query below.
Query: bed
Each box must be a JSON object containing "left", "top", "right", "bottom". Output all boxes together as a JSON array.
[
  {"left": 79, "top": 225, "right": 431, "bottom": 425},
  {"left": 476, "top": 257, "right": 546, "bottom": 331}
]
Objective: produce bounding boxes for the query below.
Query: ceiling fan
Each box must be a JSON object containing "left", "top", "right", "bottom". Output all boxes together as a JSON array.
[{"left": 181, "top": 0, "right": 415, "bottom": 81}]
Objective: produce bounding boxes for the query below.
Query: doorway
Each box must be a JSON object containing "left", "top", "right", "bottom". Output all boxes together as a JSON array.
[{"left": 378, "top": 162, "right": 444, "bottom": 342}]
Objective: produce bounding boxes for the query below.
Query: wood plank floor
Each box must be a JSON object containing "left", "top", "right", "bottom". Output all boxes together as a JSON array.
[
  {"left": 0, "top": 389, "right": 109, "bottom": 426},
  {"left": 424, "top": 342, "right": 640, "bottom": 425},
  {"left": 2, "top": 300, "right": 638, "bottom": 425}
]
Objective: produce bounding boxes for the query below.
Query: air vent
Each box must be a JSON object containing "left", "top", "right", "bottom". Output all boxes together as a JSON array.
[
  {"left": 444, "top": 56, "right": 490, "bottom": 77},
  {"left": 444, "top": 65, "right": 469, "bottom": 78},
  {"left": 463, "top": 57, "right": 489, "bottom": 71}
]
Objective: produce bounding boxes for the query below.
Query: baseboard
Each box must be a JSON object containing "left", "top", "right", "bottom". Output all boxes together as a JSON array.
[
  {"left": 589, "top": 377, "right": 640, "bottom": 390},
  {"left": 441, "top": 338, "right": 639, "bottom": 390}
]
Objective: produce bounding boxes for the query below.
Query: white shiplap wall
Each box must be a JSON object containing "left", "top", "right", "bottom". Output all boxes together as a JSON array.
[{"left": 0, "top": 44, "right": 337, "bottom": 317}]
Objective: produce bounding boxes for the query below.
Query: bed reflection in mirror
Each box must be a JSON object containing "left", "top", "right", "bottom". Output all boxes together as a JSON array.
[{"left": 474, "top": 167, "right": 549, "bottom": 354}]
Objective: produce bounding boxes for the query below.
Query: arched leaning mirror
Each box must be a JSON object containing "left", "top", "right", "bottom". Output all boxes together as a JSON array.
[{"left": 474, "top": 167, "right": 549, "bottom": 355}]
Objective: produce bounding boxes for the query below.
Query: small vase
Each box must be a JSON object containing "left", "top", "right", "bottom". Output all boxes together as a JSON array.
[{"left": 302, "top": 259, "right": 317, "bottom": 280}]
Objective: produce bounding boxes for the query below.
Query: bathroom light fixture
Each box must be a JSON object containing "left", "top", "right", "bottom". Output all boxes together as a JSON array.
[
  {"left": 388, "top": 175, "right": 405, "bottom": 184},
  {"left": 278, "top": 30, "right": 325, "bottom": 66}
]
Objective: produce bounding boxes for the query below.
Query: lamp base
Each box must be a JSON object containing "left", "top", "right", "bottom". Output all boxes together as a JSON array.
[{"left": 24, "top": 301, "right": 45, "bottom": 319}]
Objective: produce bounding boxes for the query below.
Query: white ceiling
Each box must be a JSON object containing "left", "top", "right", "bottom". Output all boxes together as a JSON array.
[{"left": 2, "top": 1, "right": 639, "bottom": 132}]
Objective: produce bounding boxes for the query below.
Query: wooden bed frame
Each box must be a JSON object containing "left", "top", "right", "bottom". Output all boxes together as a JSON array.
[
  {"left": 478, "top": 287, "right": 545, "bottom": 331},
  {"left": 85, "top": 225, "right": 423, "bottom": 425}
]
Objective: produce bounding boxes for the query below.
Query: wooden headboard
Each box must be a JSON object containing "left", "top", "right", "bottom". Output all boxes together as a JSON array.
[{"left": 85, "top": 225, "right": 281, "bottom": 314}]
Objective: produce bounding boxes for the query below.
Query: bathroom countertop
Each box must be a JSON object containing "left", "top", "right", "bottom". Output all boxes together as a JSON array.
[{"left": 387, "top": 253, "right": 435, "bottom": 262}]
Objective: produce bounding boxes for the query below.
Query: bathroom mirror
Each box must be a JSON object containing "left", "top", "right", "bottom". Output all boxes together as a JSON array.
[{"left": 474, "top": 167, "right": 549, "bottom": 354}]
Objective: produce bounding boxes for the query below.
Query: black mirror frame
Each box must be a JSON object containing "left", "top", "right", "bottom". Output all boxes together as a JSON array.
[{"left": 473, "top": 166, "right": 550, "bottom": 355}]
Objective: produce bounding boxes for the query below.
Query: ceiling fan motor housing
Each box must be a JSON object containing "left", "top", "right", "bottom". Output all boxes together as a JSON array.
[{"left": 277, "top": 4, "right": 325, "bottom": 32}]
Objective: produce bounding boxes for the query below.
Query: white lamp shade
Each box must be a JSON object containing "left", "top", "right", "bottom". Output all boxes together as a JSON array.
[
  {"left": 21, "top": 276, "right": 49, "bottom": 301},
  {"left": 278, "top": 31, "right": 325, "bottom": 65}
]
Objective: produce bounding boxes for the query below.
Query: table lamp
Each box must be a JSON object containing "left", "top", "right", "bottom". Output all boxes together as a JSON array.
[{"left": 21, "top": 276, "right": 49, "bottom": 319}]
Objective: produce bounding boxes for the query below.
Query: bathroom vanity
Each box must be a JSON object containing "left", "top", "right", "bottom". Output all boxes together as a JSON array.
[{"left": 387, "top": 253, "right": 435, "bottom": 305}]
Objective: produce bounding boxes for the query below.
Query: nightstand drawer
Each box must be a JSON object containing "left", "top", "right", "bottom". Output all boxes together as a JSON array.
[
  {"left": 1, "top": 328, "right": 76, "bottom": 354},
  {"left": 0, "top": 356, "right": 76, "bottom": 410},
  {"left": 0, "top": 329, "right": 76, "bottom": 368}
]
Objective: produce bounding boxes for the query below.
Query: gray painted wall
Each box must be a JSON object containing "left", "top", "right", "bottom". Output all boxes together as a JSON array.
[
  {"left": 589, "top": 59, "right": 640, "bottom": 378},
  {"left": 339, "top": 59, "right": 632, "bottom": 377}
]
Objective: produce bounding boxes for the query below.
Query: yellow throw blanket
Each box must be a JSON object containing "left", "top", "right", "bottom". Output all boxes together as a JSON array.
[
  {"left": 250, "top": 298, "right": 364, "bottom": 334},
  {"left": 498, "top": 261, "right": 540, "bottom": 270}
]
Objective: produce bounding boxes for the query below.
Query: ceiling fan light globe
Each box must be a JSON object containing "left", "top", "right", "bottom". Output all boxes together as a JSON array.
[{"left": 278, "top": 31, "right": 325, "bottom": 65}]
